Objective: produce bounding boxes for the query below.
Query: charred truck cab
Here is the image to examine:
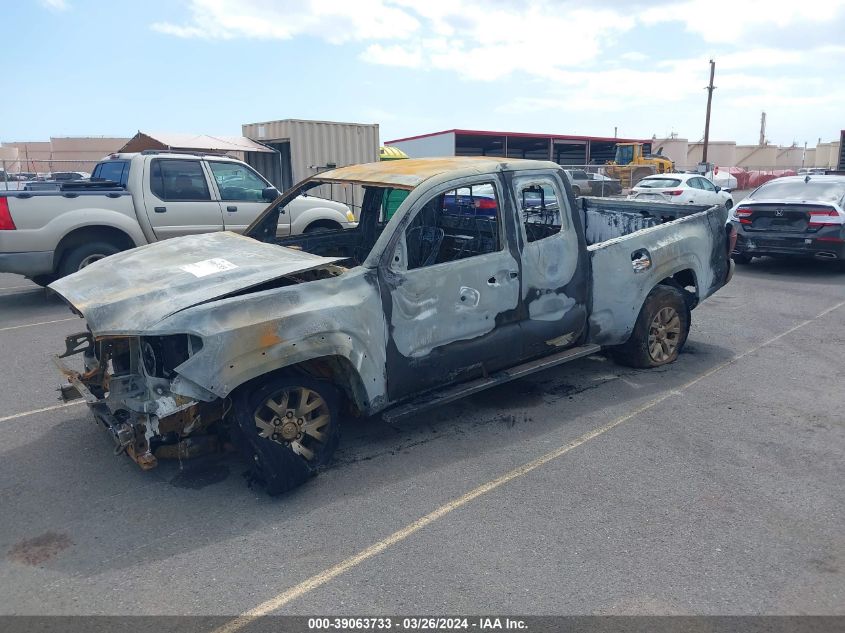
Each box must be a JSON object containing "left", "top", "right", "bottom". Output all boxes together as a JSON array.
[{"left": 51, "top": 157, "right": 734, "bottom": 494}]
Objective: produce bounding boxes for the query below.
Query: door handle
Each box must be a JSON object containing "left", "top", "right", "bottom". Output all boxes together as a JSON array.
[
  {"left": 154, "top": 206, "right": 166, "bottom": 213},
  {"left": 488, "top": 271, "right": 518, "bottom": 285},
  {"left": 226, "top": 205, "right": 237, "bottom": 212}
]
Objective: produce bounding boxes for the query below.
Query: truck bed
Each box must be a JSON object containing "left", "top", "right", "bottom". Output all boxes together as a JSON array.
[
  {"left": 578, "top": 196, "right": 716, "bottom": 245},
  {"left": 579, "top": 197, "right": 731, "bottom": 346},
  {"left": 0, "top": 189, "right": 135, "bottom": 272}
]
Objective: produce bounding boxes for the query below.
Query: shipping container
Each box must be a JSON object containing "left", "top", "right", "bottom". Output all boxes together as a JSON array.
[{"left": 242, "top": 119, "right": 379, "bottom": 213}]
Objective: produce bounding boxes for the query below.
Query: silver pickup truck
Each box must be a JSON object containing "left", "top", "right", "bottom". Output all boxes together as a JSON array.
[
  {"left": 0, "top": 151, "right": 356, "bottom": 284},
  {"left": 51, "top": 157, "right": 735, "bottom": 495}
]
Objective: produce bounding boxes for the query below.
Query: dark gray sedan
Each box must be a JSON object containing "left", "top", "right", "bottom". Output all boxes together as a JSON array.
[{"left": 731, "top": 175, "right": 845, "bottom": 265}]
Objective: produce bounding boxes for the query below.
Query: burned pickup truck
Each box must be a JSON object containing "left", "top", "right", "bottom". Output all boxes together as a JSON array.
[{"left": 50, "top": 157, "right": 734, "bottom": 494}]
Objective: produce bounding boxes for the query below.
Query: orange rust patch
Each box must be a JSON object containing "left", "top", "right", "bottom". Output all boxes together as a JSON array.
[
  {"left": 8, "top": 531, "right": 73, "bottom": 566},
  {"left": 315, "top": 156, "right": 537, "bottom": 189},
  {"left": 259, "top": 327, "right": 282, "bottom": 348}
]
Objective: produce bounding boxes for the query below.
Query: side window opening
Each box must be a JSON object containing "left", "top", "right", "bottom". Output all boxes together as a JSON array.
[
  {"left": 209, "top": 162, "right": 268, "bottom": 201},
  {"left": 93, "top": 160, "right": 129, "bottom": 187},
  {"left": 519, "top": 182, "right": 563, "bottom": 243},
  {"left": 403, "top": 181, "right": 502, "bottom": 270},
  {"left": 150, "top": 159, "right": 211, "bottom": 202}
]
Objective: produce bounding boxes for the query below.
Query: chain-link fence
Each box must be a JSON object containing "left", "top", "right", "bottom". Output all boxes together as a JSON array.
[
  {"left": 557, "top": 163, "right": 658, "bottom": 196},
  {"left": 0, "top": 159, "right": 102, "bottom": 191}
]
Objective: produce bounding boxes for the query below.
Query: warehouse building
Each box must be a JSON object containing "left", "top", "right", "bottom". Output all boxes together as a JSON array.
[{"left": 384, "top": 129, "right": 652, "bottom": 165}]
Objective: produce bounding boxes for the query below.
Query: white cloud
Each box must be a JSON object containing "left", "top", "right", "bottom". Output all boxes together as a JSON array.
[
  {"left": 639, "top": 0, "right": 845, "bottom": 43},
  {"left": 152, "top": 0, "right": 845, "bottom": 84},
  {"left": 361, "top": 44, "right": 424, "bottom": 69},
  {"left": 152, "top": 0, "right": 420, "bottom": 43},
  {"left": 376, "top": 4, "right": 636, "bottom": 81},
  {"left": 39, "top": 0, "right": 68, "bottom": 10},
  {"left": 153, "top": 0, "right": 637, "bottom": 80},
  {"left": 151, "top": 0, "right": 845, "bottom": 142},
  {"left": 620, "top": 51, "right": 649, "bottom": 62}
]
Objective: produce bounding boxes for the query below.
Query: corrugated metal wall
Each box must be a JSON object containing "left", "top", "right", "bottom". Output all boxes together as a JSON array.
[
  {"left": 242, "top": 119, "right": 379, "bottom": 182},
  {"left": 242, "top": 119, "right": 379, "bottom": 213}
]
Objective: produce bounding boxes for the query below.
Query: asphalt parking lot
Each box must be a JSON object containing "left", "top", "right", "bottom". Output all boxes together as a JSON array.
[{"left": 0, "top": 256, "right": 843, "bottom": 618}]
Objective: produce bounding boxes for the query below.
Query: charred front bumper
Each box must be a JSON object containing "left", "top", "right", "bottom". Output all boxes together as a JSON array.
[{"left": 54, "top": 331, "right": 227, "bottom": 470}]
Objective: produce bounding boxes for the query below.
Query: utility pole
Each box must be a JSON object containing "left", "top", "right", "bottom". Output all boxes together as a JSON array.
[
  {"left": 702, "top": 59, "right": 716, "bottom": 164},
  {"left": 614, "top": 126, "right": 617, "bottom": 138},
  {"left": 759, "top": 112, "right": 766, "bottom": 146}
]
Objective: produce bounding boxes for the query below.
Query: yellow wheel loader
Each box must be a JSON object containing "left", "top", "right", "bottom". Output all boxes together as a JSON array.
[{"left": 606, "top": 143, "right": 674, "bottom": 188}]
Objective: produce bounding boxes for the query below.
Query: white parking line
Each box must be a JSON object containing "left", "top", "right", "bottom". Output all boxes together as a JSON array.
[
  {"left": 212, "top": 298, "right": 845, "bottom": 632},
  {"left": 0, "top": 317, "right": 78, "bottom": 332},
  {"left": 0, "top": 401, "right": 84, "bottom": 423},
  {"left": 0, "top": 284, "right": 38, "bottom": 291}
]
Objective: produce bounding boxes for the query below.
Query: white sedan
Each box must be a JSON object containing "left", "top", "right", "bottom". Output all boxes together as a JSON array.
[{"left": 628, "top": 173, "right": 734, "bottom": 209}]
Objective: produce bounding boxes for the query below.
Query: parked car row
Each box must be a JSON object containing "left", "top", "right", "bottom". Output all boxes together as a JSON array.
[
  {"left": 563, "top": 169, "right": 622, "bottom": 196},
  {"left": 1, "top": 170, "right": 89, "bottom": 182}
]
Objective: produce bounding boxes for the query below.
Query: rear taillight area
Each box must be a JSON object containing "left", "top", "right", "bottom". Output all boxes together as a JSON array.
[
  {"left": 807, "top": 207, "right": 839, "bottom": 228},
  {"left": 0, "top": 197, "right": 16, "bottom": 230},
  {"left": 662, "top": 190, "right": 683, "bottom": 196},
  {"left": 734, "top": 205, "right": 753, "bottom": 225}
]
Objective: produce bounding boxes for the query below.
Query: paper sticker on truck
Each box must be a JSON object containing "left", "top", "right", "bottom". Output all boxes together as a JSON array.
[{"left": 180, "top": 257, "right": 238, "bottom": 277}]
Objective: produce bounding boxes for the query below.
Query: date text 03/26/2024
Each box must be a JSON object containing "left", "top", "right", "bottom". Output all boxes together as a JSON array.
[{"left": 307, "top": 617, "right": 527, "bottom": 631}]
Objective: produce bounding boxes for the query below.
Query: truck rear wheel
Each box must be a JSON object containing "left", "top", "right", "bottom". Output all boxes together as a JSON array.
[
  {"left": 232, "top": 374, "right": 341, "bottom": 496},
  {"left": 58, "top": 241, "right": 121, "bottom": 278},
  {"left": 612, "top": 285, "right": 690, "bottom": 368}
]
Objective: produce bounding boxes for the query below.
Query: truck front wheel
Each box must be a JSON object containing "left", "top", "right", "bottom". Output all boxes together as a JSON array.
[
  {"left": 612, "top": 285, "right": 690, "bottom": 368},
  {"left": 232, "top": 374, "right": 341, "bottom": 496}
]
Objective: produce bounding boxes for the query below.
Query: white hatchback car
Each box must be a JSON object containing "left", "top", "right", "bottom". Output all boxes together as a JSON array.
[{"left": 628, "top": 173, "right": 734, "bottom": 209}]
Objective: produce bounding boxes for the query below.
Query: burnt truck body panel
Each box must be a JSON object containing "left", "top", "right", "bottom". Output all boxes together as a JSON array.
[
  {"left": 587, "top": 205, "right": 727, "bottom": 345},
  {"left": 50, "top": 158, "right": 732, "bottom": 473}
]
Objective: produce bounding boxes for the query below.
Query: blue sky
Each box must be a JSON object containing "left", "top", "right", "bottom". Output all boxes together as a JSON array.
[{"left": 3, "top": 0, "right": 845, "bottom": 146}]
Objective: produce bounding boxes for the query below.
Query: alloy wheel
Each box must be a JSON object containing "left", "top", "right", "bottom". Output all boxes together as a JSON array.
[
  {"left": 647, "top": 306, "right": 681, "bottom": 363},
  {"left": 254, "top": 386, "right": 332, "bottom": 462}
]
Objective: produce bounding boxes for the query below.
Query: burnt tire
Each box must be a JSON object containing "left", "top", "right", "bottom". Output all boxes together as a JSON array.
[
  {"left": 732, "top": 253, "right": 753, "bottom": 265},
  {"left": 58, "top": 241, "right": 121, "bottom": 278},
  {"left": 612, "top": 284, "right": 690, "bottom": 369},
  {"left": 232, "top": 374, "right": 341, "bottom": 496}
]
